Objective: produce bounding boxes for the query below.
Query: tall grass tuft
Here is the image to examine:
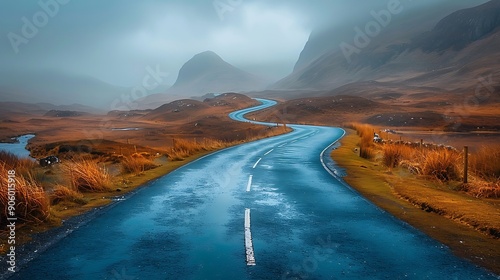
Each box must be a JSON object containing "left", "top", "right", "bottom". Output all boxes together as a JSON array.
[
  {"left": 349, "top": 123, "right": 377, "bottom": 159},
  {"left": 466, "top": 144, "right": 500, "bottom": 198},
  {"left": 360, "top": 147, "right": 376, "bottom": 160},
  {"left": 62, "top": 160, "right": 111, "bottom": 192},
  {"left": 121, "top": 155, "right": 158, "bottom": 174},
  {"left": 464, "top": 181, "right": 500, "bottom": 199},
  {"left": 382, "top": 144, "right": 414, "bottom": 168},
  {"left": 421, "top": 149, "right": 461, "bottom": 182},
  {"left": 50, "top": 185, "right": 86, "bottom": 205},
  {"left": 0, "top": 163, "right": 51, "bottom": 224},
  {"left": 0, "top": 151, "right": 37, "bottom": 175},
  {"left": 470, "top": 144, "right": 500, "bottom": 182}
]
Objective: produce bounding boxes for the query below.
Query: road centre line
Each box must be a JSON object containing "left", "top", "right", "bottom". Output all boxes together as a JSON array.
[
  {"left": 253, "top": 158, "right": 262, "bottom": 169},
  {"left": 244, "top": 208, "right": 256, "bottom": 266},
  {"left": 264, "top": 149, "right": 274, "bottom": 156},
  {"left": 246, "top": 175, "right": 253, "bottom": 192}
]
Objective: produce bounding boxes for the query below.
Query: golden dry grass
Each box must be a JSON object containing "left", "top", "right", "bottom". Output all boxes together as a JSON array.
[
  {"left": 0, "top": 163, "right": 51, "bottom": 224},
  {"left": 50, "top": 185, "right": 85, "bottom": 205},
  {"left": 382, "top": 144, "right": 415, "bottom": 168},
  {"left": 346, "top": 123, "right": 378, "bottom": 159},
  {"left": 470, "top": 144, "right": 500, "bottom": 182},
  {"left": 121, "top": 155, "right": 158, "bottom": 174},
  {"left": 61, "top": 160, "right": 111, "bottom": 192},
  {"left": 167, "top": 130, "right": 288, "bottom": 161},
  {"left": 331, "top": 129, "right": 500, "bottom": 274},
  {"left": 421, "top": 149, "right": 461, "bottom": 182},
  {"left": 168, "top": 138, "right": 222, "bottom": 161},
  {"left": 465, "top": 144, "right": 500, "bottom": 198},
  {"left": 350, "top": 123, "right": 499, "bottom": 197},
  {"left": 0, "top": 151, "right": 37, "bottom": 176},
  {"left": 383, "top": 145, "right": 462, "bottom": 182}
]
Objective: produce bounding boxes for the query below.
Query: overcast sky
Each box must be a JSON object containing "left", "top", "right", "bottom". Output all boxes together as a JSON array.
[{"left": 0, "top": 0, "right": 487, "bottom": 87}]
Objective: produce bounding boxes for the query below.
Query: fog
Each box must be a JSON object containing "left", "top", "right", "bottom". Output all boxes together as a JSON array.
[{"left": 0, "top": 0, "right": 487, "bottom": 102}]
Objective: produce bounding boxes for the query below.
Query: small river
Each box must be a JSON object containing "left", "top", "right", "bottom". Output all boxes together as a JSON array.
[{"left": 0, "top": 134, "right": 35, "bottom": 158}]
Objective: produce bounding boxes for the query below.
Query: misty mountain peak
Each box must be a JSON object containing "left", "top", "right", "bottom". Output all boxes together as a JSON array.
[
  {"left": 188, "top": 51, "right": 227, "bottom": 68},
  {"left": 173, "top": 51, "right": 233, "bottom": 87},
  {"left": 273, "top": 0, "right": 500, "bottom": 93},
  {"left": 168, "top": 51, "right": 268, "bottom": 96},
  {"left": 415, "top": 0, "right": 500, "bottom": 52},
  {"left": 193, "top": 50, "right": 223, "bottom": 60}
]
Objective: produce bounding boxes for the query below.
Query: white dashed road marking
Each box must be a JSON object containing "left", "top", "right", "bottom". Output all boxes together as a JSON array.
[
  {"left": 264, "top": 149, "right": 274, "bottom": 156},
  {"left": 246, "top": 175, "right": 253, "bottom": 192},
  {"left": 253, "top": 158, "right": 262, "bottom": 169},
  {"left": 244, "top": 208, "right": 256, "bottom": 266}
]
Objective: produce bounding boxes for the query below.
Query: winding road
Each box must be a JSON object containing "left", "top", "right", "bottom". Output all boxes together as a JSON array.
[{"left": 8, "top": 99, "right": 496, "bottom": 279}]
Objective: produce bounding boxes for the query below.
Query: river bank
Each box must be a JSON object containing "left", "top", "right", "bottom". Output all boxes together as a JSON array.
[{"left": 331, "top": 129, "right": 500, "bottom": 275}]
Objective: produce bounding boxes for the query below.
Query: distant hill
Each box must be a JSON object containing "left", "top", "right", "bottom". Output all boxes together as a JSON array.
[
  {"left": 246, "top": 95, "right": 393, "bottom": 126},
  {"left": 44, "top": 110, "right": 88, "bottom": 117},
  {"left": 35, "top": 103, "right": 102, "bottom": 113},
  {"left": 144, "top": 99, "right": 210, "bottom": 122},
  {"left": 0, "top": 70, "right": 129, "bottom": 110},
  {"left": 139, "top": 51, "right": 269, "bottom": 109},
  {"left": 142, "top": 93, "right": 257, "bottom": 122},
  {"left": 273, "top": 1, "right": 500, "bottom": 96},
  {"left": 0, "top": 102, "right": 100, "bottom": 119}
]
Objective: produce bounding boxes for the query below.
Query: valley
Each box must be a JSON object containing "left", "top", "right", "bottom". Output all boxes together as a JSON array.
[{"left": 1, "top": 0, "right": 499, "bottom": 278}]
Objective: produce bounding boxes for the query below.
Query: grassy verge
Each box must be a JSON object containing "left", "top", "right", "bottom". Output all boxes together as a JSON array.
[
  {"left": 331, "top": 129, "right": 500, "bottom": 274},
  {"left": 48, "top": 150, "right": 217, "bottom": 222}
]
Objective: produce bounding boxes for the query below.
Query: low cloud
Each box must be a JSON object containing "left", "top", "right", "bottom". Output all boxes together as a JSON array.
[{"left": 0, "top": 0, "right": 486, "bottom": 90}]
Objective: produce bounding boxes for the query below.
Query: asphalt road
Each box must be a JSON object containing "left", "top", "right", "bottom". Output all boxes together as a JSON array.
[{"left": 7, "top": 99, "right": 497, "bottom": 280}]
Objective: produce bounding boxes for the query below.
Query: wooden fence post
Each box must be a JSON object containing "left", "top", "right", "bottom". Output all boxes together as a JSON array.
[{"left": 463, "top": 146, "right": 469, "bottom": 184}]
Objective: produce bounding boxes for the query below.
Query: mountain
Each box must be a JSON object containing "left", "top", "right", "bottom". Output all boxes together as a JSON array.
[
  {"left": 138, "top": 51, "right": 269, "bottom": 109},
  {"left": 0, "top": 70, "right": 129, "bottom": 110},
  {"left": 274, "top": 0, "right": 500, "bottom": 95},
  {"left": 172, "top": 51, "right": 269, "bottom": 93},
  {"left": 413, "top": 0, "right": 500, "bottom": 52}
]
